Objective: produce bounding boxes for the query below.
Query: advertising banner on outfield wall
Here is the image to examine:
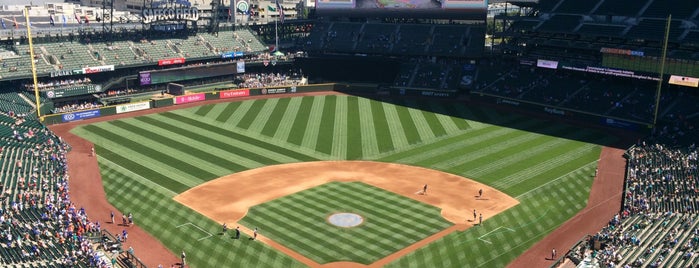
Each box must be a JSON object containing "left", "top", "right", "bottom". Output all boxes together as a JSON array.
[
  {"left": 602, "top": 118, "right": 639, "bottom": 131},
  {"left": 537, "top": 59, "right": 559, "bottom": 69},
  {"left": 174, "top": 93, "right": 206, "bottom": 105},
  {"left": 219, "top": 89, "right": 250, "bottom": 99},
  {"left": 669, "top": 75, "right": 699, "bottom": 88},
  {"left": 116, "top": 102, "right": 151, "bottom": 114},
  {"left": 61, "top": 109, "right": 101, "bottom": 122}
]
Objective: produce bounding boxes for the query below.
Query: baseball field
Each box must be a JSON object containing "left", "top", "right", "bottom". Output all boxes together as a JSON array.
[{"left": 70, "top": 94, "right": 615, "bottom": 267}]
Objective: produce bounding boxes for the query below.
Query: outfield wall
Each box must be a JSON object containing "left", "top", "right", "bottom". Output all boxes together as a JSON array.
[
  {"left": 471, "top": 92, "right": 651, "bottom": 131},
  {"left": 41, "top": 84, "right": 337, "bottom": 125}
]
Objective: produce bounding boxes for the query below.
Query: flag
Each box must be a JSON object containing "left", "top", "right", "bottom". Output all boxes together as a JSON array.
[
  {"left": 276, "top": 0, "right": 284, "bottom": 23},
  {"left": 84, "top": 14, "right": 89, "bottom": 24},
  {"left": 62, "top": 14, "right": 66, "bottom": 26},
  {"left": 1, "top": 19, "right": 5, "bottom": 29},
  {"left": 13, "top": 16, "right": 17, "bottom": 29},
  {"left": 267, "top": 5, "right": 276, "bottom": 12},
  {"left": 49, "top": 14, "right": 55, "bottom": 26},
  {"left": 228, "top": 8, "right": 231, "bottom": 19},
  {"left": 74, "top": 12, "right": 80, "bottom": 24}
]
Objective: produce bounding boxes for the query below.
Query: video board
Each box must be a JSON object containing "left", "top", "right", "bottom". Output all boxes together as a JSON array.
[
  {"left": 140, "top": 62, "right": 242, "bottom": 85},
  {"left": 315, "top": 0, "right": 487, "bottom": 19}
]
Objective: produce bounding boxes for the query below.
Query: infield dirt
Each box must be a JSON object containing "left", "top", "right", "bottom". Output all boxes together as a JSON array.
[{"left": 175, "top": 161, "right": 520, "bottom": 267}]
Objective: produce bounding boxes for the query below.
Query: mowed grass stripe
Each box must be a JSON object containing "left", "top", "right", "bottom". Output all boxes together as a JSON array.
[
  {"left": 377, "top": 112, "right": 527, "bottom": 163},
  {"left": 240, "top": 182, "right": 450, "bottom": 264},
  {"left": 382, "top": 124, "right": 518, "bottom": 164},
  {"left": 108, "top": 120, "right": 247, "bottom": 173},
  {"left": 136, "top": 115, "right": 276, "bottom": 169},
  {"left": 248, "top": 98, "right": 279, "bottom": 134},
  {"left": 157, "top": 112, "right": 318, "bottom": 161},
  {"left": 428, "top": 102, "right": 465, "bottom": 134},
  {"left": 98, "top": 162, "right": 176, "bottom": 197},
  {"left": 287, "top": 96, "right": 314, "bottom": 146},
  {"left": 425, "top": 120, "right": 555, "bottom": 169},
  {"left": 336, "top": 183, "right": 449, "bottom": 231},
  {"left": 101, "top": 168, "right": 304, "bottom": 268},
  {"left": 261, "top": 98, "right": 291, "bottom": 137},
  {"left": 397, "top": 100, "right": 436, "bottom": 141},
  {"left": 501, "top": 153, "right": 599, "bottom": 197},
  {"left": 383, "top": 102, "right": 410, "bottom": 148},
  {"left": 435, "top": 122, "right": 571, "bottom": 171},
  {"left": 81, "top": 124, "right": 219, "bottom": 179},
  {"left": 81, "top": 128, "right": 205, "bottom": 187},
  {"left": 301, "top": 96, "right": 325, "bottom": 150},
  {"left": 244, "top": 205, "right": 350, "bottom": 262},
  {"left": 300, "top": 184, "right": 432, "bottom": 244},
  {"left": 332, "top": 96, "right": 348, "bottom": 159},
  {"left": 273, "top": 97, "right": 303, "bottom": 141},
  {"left": 194, "top": 104, "right": 215, "bottom": 117},
  {"left": 369, "top": 98, "right": 394, "bottom": 153},
  {"left": 346, "top": 96, "right": 362, "bottom": 159},
  {"left": 214, "top": 101, "right": 242, "bottom": 123},
  {"left": 272, "top": 194, "right": 389, "bottom": 257},
  {"left": 134, "top": 116, "right": 281, "bottom": 166},
  {"left": 222, "top": 99, "right": 252, "bottom": 126},
  {"left": 357, "top": 97, "right": 379, "bottom": 157},
  {"left": 443, "top": 103, "right": 481, "bottom": 129},
  {"left": 94, "top": 144, "right": 189, "bottom": 193},
  {"left": 236, "top": 99, "right": 265, "bottom": 130},
  {"left": 462, "top": 126, "right": 591, "bottom": 178},
  {"left": 393, "top": 104, "right": 422, "bottom": 145},
  {"left": 315, "top": 95, "right": 337, "bottom": 155}
]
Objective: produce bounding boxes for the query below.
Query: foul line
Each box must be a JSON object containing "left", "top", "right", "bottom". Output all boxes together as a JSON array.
[
  {"left": 515, "top": 160, "right": 598, "bottom": 199},
  {"left": 176, "top": 222, "right": 213, "bottom": 241},
  {"left": 478, "top": 226, "right": 515, "bottom": 244}
]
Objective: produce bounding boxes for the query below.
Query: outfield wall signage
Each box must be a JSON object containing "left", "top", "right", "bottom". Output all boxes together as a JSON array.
[
  {"left": 600, "top": 47, "right": 645, "bottom": 57},
  {"left": 544, "top": 107, "right": 565, "bottom": 116},
  {"left": 158, "top": 57, "right": 185, "bottom": 66},
  {"left": 61, "top": 109, "right": 101, "bottom": 122},
  {"left": 174, "top": 93, "right": 205, "bottom": 104},
  {"left": 537, "top": 59, "right": 559, "bottom": 69},
  {"left": 220, "top": 89, "right": 250, "bottom": 99},
  {"left": 116, "top": 102, "right": 151, "bottom": 114},
  {"left": 669, "top": 75, "right": 699, "bottom": 88},
  {"left": 261, "top": 88, "right": 287, "bottom": 94},
  {"left": 221, "top": 51, "right": 244, "bottom": 58},
  {"left": 602, "top": 118, "right": 638, "bottom": 131},
  {"left": 421, "top": 91, "right": 451, "bottom": 97},
  {"left": 83, "top": 65, "right": 115, "bottom": 74},
  {"left": 497, "top": 98, "right": 520, "bottom": 106}
]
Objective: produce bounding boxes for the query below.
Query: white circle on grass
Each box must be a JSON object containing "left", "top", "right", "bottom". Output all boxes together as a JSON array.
[{"left": 328, "top": 213, "right": 363, "bottom": 228}]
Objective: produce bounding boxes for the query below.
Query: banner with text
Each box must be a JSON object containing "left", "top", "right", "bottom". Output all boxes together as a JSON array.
[
  {"left": 537, "top": 59, "right": 559, "bottom": 69},
  {"left": 219, "top": 89, "right": 250, "bottom": 99},
  {"left": 669, "top": 75, "right": 699, "bottom": 88},
  {"left": 82, "top": 65, "right": 115, "bottom": 74},
  {"left": 61, "top": 109, "right": 101, "bottom": 122},
  {"left": 158, "top": 57, "right": 186, "bottom": 66},
  {"left": 174, "top": 93, "right": 206, "bottom": 105},
  {"left": 116, "top": 102, "right": 151, "bottom": 114}
]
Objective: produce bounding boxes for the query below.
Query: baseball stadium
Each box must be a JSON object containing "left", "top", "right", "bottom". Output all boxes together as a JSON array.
[{"left": 0, "top": 0, "right": 697, "bottom": 267}]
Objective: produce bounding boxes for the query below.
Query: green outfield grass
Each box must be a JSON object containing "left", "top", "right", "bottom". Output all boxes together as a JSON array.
[
  {"left": 72, "top": 95, "right": 615, "bottom": 267},
  {"left": 239, "top": 181, "right": 452, "bottom": 264}
]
